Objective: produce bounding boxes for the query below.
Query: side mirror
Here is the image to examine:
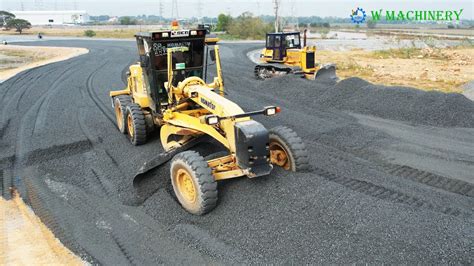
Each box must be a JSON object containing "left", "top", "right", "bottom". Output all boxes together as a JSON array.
[
  {"left": 209, "top": 50, "right": 216, "bottom": 62},
  {"left": 139, "top": 55, "right": 149, "bottom": 68}
]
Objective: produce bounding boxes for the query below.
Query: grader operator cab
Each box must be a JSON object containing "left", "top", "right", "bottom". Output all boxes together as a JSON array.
[
  {"left": 255, "top": 31, "right": 337, "bottom": 81},
  {"left": 110, "top": 24, "right": 309, "bottom": 215}
]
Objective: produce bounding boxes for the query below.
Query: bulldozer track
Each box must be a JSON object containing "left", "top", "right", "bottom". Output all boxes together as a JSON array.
[
  {"left": 385, "top": 164, "right": 474, "bottom": 198},
  {"left": 313, "top": 167, "right": 466, "bottom": 218},
  {"left": 313, "top": 141, "right": 474, "bottom": 198}
]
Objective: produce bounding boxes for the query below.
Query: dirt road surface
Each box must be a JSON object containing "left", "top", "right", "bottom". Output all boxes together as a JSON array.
[
  {"left": 0, "top": 45, "right": 88, "bottom": 82},
  {"left": 0, "top": 192, "right": 83, "bottom": 264},
  {"left": 0, "top": 40, "right": 473, "bottom": 264}
]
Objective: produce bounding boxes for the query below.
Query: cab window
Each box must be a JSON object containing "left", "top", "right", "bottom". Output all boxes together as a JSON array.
[
  {"left": 274, "top": 35, "right": 281, "bottom": 48},
  {"left": 267, "top": 35, "right": 274, "bottom": 48},
  {"left": 285, "top": 34, "right": 300, "bottom": 48}
]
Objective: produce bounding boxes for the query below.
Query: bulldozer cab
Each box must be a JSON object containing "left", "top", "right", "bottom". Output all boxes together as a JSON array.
[
  {"left": 135, "top": 29, "right": 207, "bottom": 111},
  {"left": 266, "top": 32, "right": 301, "bottom": 61}
]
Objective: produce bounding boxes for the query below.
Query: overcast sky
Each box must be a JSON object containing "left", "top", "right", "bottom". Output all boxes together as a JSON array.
[{"left": 1, "top": 0, "right": 472, "bottom": 19}]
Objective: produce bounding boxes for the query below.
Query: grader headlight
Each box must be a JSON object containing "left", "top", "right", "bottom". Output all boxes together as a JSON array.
[
  {"left": 264, "top": 106, "right": 281, "bottom": 116},
  {"left": 203, "top": 115, "right": 219, "bottom": 125}
]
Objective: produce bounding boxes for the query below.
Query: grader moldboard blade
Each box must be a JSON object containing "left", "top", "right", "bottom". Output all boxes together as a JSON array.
[
  {"left": 314, "top": 64, "right": 338, "bottom": 82},
  {"left": 132, "top": 136, "right": 208, "bottom": 187}
]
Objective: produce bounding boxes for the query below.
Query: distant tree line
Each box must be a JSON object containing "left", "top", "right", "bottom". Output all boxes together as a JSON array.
[
  {"left": 215, "top": 12, "right": 273, "bottom": 39},
  {"left": 87, "top": 12, "right": 474, "bottom": 29}
]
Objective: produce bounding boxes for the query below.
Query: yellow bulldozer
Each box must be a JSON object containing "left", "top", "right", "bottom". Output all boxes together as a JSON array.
[
  {"left": 254, "top": 30, "right": 337, "bottom": 81},
  {"left": 110, "top": 23, "right": 309, "bottom": 215}
]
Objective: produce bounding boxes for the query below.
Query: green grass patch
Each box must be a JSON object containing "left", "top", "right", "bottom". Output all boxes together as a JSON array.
[{"left": 370, "top": 47, "right": 422, "bottom": 59}]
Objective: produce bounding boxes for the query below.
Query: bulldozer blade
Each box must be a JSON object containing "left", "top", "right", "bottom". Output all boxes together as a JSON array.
[
  {"left": 132, "top": 136, "right": 207, "bottom": 187},
  {"left": 314, "top": 64, "right": 338, "bottom": 82}
]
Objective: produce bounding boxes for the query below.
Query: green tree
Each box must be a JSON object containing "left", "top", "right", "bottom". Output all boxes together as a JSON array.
[
  {"left": 0, "top": 10, "right": 15, "bottom": 29},
  {"left": 227, "top": 12, "right": 273, "bottom": 40},
  {"left": 216, "top": 13, "right": 232, "bottom": 32},
  {"left": 119, "top": 16, "right": 137, "bottom": 25},
  {"left": 367, "top": 19, "right": 376, "bottom": 29},
  {"left": 6, "top": 18, "right": 31, "bottom": 34},
  {"left": 84, "top": 30, "right": 96, "bottom": 37}
]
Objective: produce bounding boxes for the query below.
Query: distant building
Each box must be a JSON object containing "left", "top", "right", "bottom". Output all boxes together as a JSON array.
[
  {"left": 108, "top": 16, "right": 119, "bottom": 23},
  {"left": 11, "top": 10, "right": 90, "bottom": 25}
]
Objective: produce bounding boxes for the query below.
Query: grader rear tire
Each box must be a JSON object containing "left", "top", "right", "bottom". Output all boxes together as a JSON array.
[
  {"left": 170, "top": 151, "right": 217, "bottom": 215},
  {"left": 269, "top": 126, "right": 309, "bottom": 172},
  {"left": 126, "top": 103, "right": 147, "bottom": 145},
  {"left": 113, "top": 95, "right": 131, "bottom": 134}
]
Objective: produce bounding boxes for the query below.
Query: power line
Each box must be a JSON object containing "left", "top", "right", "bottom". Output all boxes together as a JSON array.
[{"left": 197, "top": 0, "right": 202, "bottom": 22}]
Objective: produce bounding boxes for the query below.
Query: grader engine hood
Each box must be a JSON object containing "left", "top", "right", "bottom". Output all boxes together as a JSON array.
[{"left": 234, "top": 120, "right": 273, "bottom": 177}]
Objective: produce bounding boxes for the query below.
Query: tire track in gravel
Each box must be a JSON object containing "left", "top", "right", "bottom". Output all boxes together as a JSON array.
[
  {"left": 23, "top": 175, "right": 99, "bottom": 264},
  {"left": 0, "top": 68, "right": 36, "bottom": 99},
  {"left": 0, "top": 67, "right": 56, "bottom": 126},
  {"left": 75, "top": 107, "right": 125, "bottom": 198},
  {"left": 85, "top": 61, "right": 116, "bottom": 125},
  {"left": 15, "top": 67, "right": 57, "bottom": 110},
  {"left": 5, "top": 63, "right": 78, "bottom": 199},
  {"left": 32, "top": 64, "right": 80, "bottom": 134}
]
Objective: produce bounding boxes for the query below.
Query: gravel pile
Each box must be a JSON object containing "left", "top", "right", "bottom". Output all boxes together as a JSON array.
[{"left": 259, "top": 76, "right": 474, "bottom": 128}]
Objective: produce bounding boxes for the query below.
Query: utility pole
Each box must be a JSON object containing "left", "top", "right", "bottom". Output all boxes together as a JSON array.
[
  {"left": 159, "top": 1, "right": 164, "bottom": 20},
  {"left": 171, "top": 0, "right": 179, "bottom": 20},
  {"left": 273, "top": 0, "right": 280, "bottom": 33},
  {"left": 197, "top": 0, "right": 203, "bottom": 24},
  {"left": 291, "top": 0, "right": 298, "bottom": 31}
]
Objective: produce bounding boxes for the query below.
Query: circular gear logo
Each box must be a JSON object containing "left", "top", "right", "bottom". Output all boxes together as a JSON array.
[{"left": 351, "top": 7, "right": 366, "bottom": 24}]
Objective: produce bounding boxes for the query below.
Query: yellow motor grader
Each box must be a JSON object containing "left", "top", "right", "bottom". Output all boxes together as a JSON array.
[
  {"left": 255, "top": 31, "right": 337, "bottom": 81},
  {"left": 110, "top": 25, "right": 309, "bottom": 215}
]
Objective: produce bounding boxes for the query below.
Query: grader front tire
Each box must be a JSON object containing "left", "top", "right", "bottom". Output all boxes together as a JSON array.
[
  {"left": 126, "top": 103, "right": 147, "bottom": 145},
  {"left": 113, "top": 95, "right": 131, "bottom": 134},
  {"left": 170, "top": 151, "right": 218, "bottom": 215},
  {"left": 269, "top": 126, "right": 309, "bottom": 172}
]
